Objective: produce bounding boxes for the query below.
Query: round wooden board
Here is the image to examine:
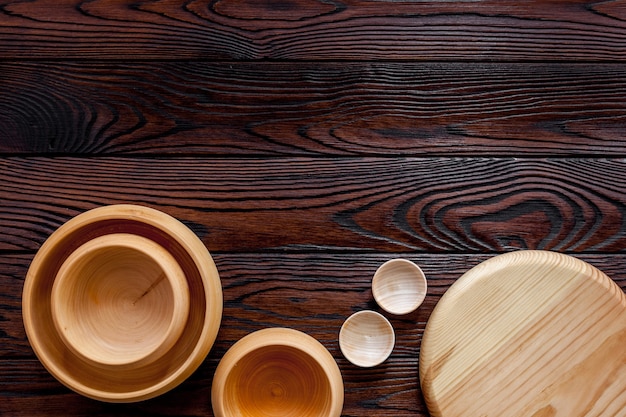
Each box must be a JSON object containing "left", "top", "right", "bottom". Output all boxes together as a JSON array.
[{"left": 419, "top": 250, "right": 626, "bottom": 417}]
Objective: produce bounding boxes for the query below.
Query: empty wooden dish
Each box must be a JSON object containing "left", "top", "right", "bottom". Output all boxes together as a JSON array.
[
  {"left": 212, "top": 328, "right": 344, "bottom": 417},
  {"left": 51, "top": 233, "right": 190, "bottom": 368},
  {"left": 339, "top": 310, "right": 394, "bottom": 367},
  {"left": 22, "top": 204, "right": 223, "bottom": 402},
  {"left": 420, "top": 250, "right": 626, "bottom": 417},
  {"left": 372, "top": 259, "right": 427, "bottom": 315}
]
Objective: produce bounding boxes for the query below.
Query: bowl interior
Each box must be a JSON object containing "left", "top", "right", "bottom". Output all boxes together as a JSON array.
[
  {"left": 372, "top": 259, "right": 427, "bottom": 315},
  {"left": 23, "top": 205, "right": 223, "bottom": 402},
  {"left": 339, "top": 310, "right": 394, "bottom": 367},
  {"left": 223, "top": 344, "right": 332, "bottom": 417},
  {"left": 51, "top": 234, "right": 189, "bottom": 367}
]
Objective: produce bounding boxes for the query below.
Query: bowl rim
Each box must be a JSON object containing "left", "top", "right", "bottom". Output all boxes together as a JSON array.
[
  {"left": 211, "top": 327, "right": 344, "bottom": 417},
  {"left": 372, "top": 258, "right": 427, "bottom": 315},
  {"left": 50, "top": 232, "right": 191, "bottom": 368},
  {"left": 339, "top": 310, "right": 395, "bottom": 367},
  {"left": 22, "top": 204, "right": 223, "bottom": 402}
]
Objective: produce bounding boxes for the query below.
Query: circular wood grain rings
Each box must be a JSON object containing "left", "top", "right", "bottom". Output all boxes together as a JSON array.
[
  {"left": 22, "top": 204, "right": 223, "bottom": 402},
  {"left": 51, "top": 233, "right": 190, "bottom": 369},
  {"left": 212, "top": 328, "right": 344, "bottom": 417}
]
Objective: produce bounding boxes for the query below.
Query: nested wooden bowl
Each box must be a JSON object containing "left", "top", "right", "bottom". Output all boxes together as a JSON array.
[
  {"left": 51, "top": 233, "right": 190, "bottom": 368},
  {"left": 372, "top": 258, "right": 427, "bottom": 315},
  {"left": 212, "top": 328, "right": 344, "bottom": 417},
  {"left": 339, "top": 310, "right": 395, "bottom": 367},
  {"left": 22, "top": 204, "right": 223, "bottom": 402}
]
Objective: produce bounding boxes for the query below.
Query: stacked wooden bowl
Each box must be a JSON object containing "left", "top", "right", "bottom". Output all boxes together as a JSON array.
[{"left": 22, "top": 205, "right": 223, "bottom": 402}]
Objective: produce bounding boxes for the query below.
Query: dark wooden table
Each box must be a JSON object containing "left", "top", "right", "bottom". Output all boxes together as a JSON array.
[{"left": 2, "top": 1, "right": 626, "bottom": 416}]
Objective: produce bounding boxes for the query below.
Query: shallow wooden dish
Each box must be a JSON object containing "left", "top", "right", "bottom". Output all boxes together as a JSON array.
[
  {"left": 339, "top": 310, "right": 394, "bottom": 367},
  {"left": 420, "top": 250, "right": 626, "bottom": 417},
  {"left": 22, "top": 204, "right": 223, "bottom": 402},
  {"left": 212, "top": 328, "right": 344, "bottom": 417}
]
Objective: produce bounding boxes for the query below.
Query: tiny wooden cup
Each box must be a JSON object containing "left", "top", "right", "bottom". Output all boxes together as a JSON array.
[
  {"left": 339, "top": 310, "right": 395, "bottom": 367},
  {"left": 212, "top": 328, "right": 344, "bottom": 417},
  {"left": 372, "top": 259, "right": 427, "bottom": 315},
  {"left": 51, "top": 233, "right": 190, "bottom": 368}
]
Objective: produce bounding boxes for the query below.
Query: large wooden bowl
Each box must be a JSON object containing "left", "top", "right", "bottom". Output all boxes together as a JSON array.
[
  {"left": 212, "top": 328, "right": 344, "bottom": 417},
  {"left": 22, "top": 205, "right": 223, "bottom": 402}
]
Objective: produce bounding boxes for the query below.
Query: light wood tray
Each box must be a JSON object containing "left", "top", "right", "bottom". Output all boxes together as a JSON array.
[{"left": 420, "top": 250, "right": 626, "bottom": 417}]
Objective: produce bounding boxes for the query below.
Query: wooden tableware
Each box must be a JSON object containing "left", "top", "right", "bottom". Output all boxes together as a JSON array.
[
  {"left": 420, "top": 250, "right": 626, "bottom": 417},
  {"left": 212, "top": 328, "right": 344, "bottom": 417},
  {"left": 51, "top": 233, "right": 190, "bottom": 368},
  {"left": 372, "top": 258, "right": 427, "bottom": 315},
  {"left": 339, "top": 310, "right": 394, "bottom": 367},
  {"left": 22, "top": 204, "right": 223, "bottom": 402}
]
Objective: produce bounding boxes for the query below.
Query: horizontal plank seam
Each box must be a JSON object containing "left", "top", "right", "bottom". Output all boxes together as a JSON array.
[
  {"left": 2, "top": 58, "right": 626, "bottom": 65},
  {"left": 5, "top": 249, "right": 626, "bottom": 257},
  {"left": 2, "top": 153, "right": 626, "bottom": 160}
]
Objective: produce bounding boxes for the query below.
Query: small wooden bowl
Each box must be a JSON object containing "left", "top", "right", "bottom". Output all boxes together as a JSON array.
[
  {"left": 22, "top": 205, "right": 223, "bottom": 402},
  {"left": 339, "top": 310, "right": 394, "bottom": 367},
  {"left": 212, "top": 328, "right": 344, "bottom": 417},
  {"left": 372, "top": 259, "right": 427, "bottom": 315},
  {"left": 51, "top": 233, "right": 190, "bottom": 368}
]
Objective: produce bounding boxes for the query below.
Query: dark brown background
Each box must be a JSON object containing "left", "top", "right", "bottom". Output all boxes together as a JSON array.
[{"left": 2, "top": 1, "right": 626, "bottom": 416}]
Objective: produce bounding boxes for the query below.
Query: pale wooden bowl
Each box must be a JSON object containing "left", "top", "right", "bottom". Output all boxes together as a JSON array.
[
  {"left": 212, "top": 328, "right": 344, "bottom": 417},
  {"left": 372, "top": 258, "right": 427, "bottom": 315},
  {"left": 339, "top": 310, "right": 394, "bottom": 367},
  {"left": 51, "top": 233, "right": 190, "bottom": 368},
  {"left": 22, "top": 204, "right": 223, "bottom": 402}
]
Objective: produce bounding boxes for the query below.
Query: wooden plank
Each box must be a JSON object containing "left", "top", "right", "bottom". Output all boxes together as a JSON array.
[
  {"left": 2, "top": 253, "right": 625, "bottom": 416},
  {"left": 3, "top": 252, "right": 625, "bottom": 357},
  {"left": 2, "top": 157, "right": 626, "bottom": 253},
  {"left": 0, "top": 357, "right": 427, "bottom": 416},
  {"left": 1, "top": 0, "right": 626, "bottom": 60},
  {"left": 0, "top": 252, "right": 463, "bottom": 358},
  {"left": 2, "top": 62, "right": 626, "bottom": 156},
  {"left": 0, "top": 253, "right": 27, "bottom": 357}
]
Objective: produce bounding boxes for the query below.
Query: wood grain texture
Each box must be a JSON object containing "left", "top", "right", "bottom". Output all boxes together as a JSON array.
[
  {"left": 420, "top": 251, "right": 626, "bottom": 417},
  {"left": 2, "top": 253, "right": 625, "bottom": 416},
  {"left": 2, "top": 0, "right": 626, "bottom": 415},
  {"left": 1, "top": 0, "right": 626, "bottom": 60},
  {"left": 2, "top": 62, "right": 626, "bottom": 156},
  {"left": 2, "top": 157, "right": 626, "bottom": 253}
]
